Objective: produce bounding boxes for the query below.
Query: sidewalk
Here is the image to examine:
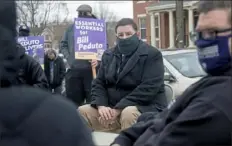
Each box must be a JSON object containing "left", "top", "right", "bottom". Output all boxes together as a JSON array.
[{"left": 92, "top": 132, "right": 118, "bottom": 146}]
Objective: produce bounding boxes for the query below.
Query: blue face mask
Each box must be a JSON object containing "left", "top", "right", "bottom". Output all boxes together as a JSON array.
[{"left": 195, "top": 34, "right": 232, "bottom": 75}]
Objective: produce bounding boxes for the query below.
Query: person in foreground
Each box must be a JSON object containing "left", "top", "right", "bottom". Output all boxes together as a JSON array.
[
  {"left": 78, "top": 18, "right": 167, "bottom": 132},
  {"left": 0, "top": 1, "right": 94, "bottom": 146},
  {"left": 111, "top": 1, "right": 232, "bottom": 146}
]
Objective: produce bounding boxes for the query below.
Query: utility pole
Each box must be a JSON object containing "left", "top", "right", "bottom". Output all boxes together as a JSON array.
[{"left": 175, "top": 0, "right": 185, "bottom": 48}]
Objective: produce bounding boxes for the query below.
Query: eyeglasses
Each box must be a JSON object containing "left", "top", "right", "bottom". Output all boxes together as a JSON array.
[{"left": 190, "top": 28, "right": 232, "bottom": 42}]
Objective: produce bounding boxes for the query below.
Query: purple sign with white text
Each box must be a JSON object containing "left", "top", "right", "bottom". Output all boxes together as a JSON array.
[
  {"left": 74, "top": 18, "right": 107, "bottom": 60},
  {"left": 17, "top": 36, "right": 45, "bottom": 64}
]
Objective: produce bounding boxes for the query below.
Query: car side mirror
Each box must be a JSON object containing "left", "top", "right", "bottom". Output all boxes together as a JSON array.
[{"left": 164, "top": 72, "right": 176, "bottom": 82}]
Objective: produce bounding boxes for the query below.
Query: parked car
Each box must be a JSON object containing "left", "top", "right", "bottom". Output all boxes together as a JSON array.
[{"left": 162, "top": 49, "right": 206, "bottom": 98}]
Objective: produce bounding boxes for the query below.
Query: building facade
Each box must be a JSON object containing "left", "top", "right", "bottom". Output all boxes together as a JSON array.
[
  {"left": 133, "top": 0, "right": 199, "bottom": 49},
  {"left": 133, "top": 0, "right": 158, "bottom": 45}
]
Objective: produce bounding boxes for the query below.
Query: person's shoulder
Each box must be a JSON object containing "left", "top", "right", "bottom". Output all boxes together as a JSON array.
[
  {"left": 194, "top": 76, "right": 232, "bottom": 121},
  {"left": 23, "top": 54, "right": 38, "bottom": 63},
  {"left": 23, "top": 54, "right": 42, "bottom": 68},
  {"left": 139, "top": 41, "right": 161, "bottom": 57},
  {"left": 102, "top": 48, "right": 114, "bottom": 57},
  {"left": 56, "top": 56, "right": 63, "bottom": 61},
  {"left": 0, "top": 86, "right": 94, "bottom": 145}
]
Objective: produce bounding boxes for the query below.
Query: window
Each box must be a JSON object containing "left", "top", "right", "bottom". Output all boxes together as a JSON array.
[
  {"left": 45, "top": 35, "right": 50, "bottom": 41},
  {"left": 47, "top": 44, "right": 51, "bottom": 48},
  {"left": 138, "top": 17, "right": 146, "bottom": 41},
  {"left": 154, "top": 14, "right": 160, "bottom": 47},
  {"left": 44, "top": 43, "right": 51, "bottom": 48}
]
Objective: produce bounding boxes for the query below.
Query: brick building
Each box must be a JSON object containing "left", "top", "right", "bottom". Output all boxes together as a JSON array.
[
  {"left": 133, "top": 0, "right": 199, "bottom": 49},
  {"left": 133, "top": 0, "right": 157, "bottom": 45}
]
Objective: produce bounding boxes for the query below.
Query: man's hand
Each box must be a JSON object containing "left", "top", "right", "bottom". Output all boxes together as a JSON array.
[
  {"left": 111, "top": 109, "right": 121, "bottom": 120},
  {"left": 98, "top": 106, "right": 113, "bottom": 121},
  {"left": 90, "top": 59, "right": 98, "bottom": 68}
]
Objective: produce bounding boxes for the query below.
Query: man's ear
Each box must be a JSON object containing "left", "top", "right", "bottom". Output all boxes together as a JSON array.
[
  {"left": 229, "top": 38, "right": 232, "bottom": 54},
  {"left": 136, "top": 31, "right": 140, "bottom": 38}
]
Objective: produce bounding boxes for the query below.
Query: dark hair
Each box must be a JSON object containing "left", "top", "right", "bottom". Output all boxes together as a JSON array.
[
  {"left": 78, "top": 12, "right": 97, "bottom": 19},
  {"left": 198, "top": 1, "right": 232, "bottom": 23},
  {"left": 115, "top": 18, "right": 138, "bottom": 33}
]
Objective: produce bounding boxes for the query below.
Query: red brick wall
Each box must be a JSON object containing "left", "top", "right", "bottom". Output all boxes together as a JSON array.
[{"left": 133, "top": 1, "right": 158, "bottom": 45}]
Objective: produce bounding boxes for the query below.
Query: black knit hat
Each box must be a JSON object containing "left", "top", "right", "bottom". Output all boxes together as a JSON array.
[{"left": 76, "top": 4, "right": 92, "bottom": 13}]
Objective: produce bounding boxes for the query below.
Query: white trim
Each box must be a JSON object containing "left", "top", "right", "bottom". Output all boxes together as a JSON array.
[
  {"left": 154, "top": 13, "right": 161, "bottom": 48},
  {"left": 137, "top": 14, "right": 147, "bottom": 18},
  {"left": 137, "top": 1, "right": 146, "bottom": 4},
  {"left": 168, "top": 10, "right": 174, "bottom": 48},
  {"left": 138, "top": 17, "right": 147, "bottom": 40},
  {"left": 150, "top": 13, "right": 155, "bottom": 46},
  {"left": 146, "top": 1, "right": 199, "bottom": 12},
  {"left": 188, "top": 8, "right": 195, "bottom": 48},
  {"left": 141, "top": 39, "right": 147, "bottom": 42}
]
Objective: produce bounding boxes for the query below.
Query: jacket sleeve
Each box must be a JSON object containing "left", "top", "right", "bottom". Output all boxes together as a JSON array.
[
  {"left": 111, "top": 120, "right": 154, "bottom": 146},
  {"left": 59, "top": 26, "right": 71, "bottom": 60},
  {"left": 59, "top": 57, "right": 66, "bottom": 82},
  {"left": 90, "top": 53, "right": 108, "bottom": 107},
  {"left": 114, "top": 50, "right": 164, "bottom": 109},
  {"left": 29, "top": 59, "right": 49, "bottom": 89},
  {"left": 144, "top": 100, "right": 231, "bottom": 146}
]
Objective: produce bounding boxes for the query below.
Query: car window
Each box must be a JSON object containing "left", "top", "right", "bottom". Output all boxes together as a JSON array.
[
  {"left": 164, "top": 52, "right": 206, "bottom": 78},
  {"left": 164, "top": 66, "right": 171, "bottom": 74}
]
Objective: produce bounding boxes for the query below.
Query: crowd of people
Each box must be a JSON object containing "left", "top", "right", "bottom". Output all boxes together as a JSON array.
[{"left": 0, "top": 0, "right": 231, "bottom": 146}]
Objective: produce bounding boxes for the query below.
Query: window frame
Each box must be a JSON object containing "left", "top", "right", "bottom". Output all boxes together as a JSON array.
[{"left": 138, "top": 16, "right": 147, "bottom": 42}]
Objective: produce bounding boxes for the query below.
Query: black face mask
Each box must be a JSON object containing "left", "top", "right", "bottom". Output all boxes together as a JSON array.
[{"left": 117, "top": 34, "right": 139, "bottom": 55}]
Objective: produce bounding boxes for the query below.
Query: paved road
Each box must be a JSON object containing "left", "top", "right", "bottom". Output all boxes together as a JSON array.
[{"left": 92, "top": 132, "right": 118, "bottom": 146}]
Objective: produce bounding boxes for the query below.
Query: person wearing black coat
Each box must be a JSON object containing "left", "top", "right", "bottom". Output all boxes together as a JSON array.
[
  {"left": 44, "top": 49, "right": 66, "bottom": 94},
  {"left": 78, "top": 18, "right": 167, "bottom": 132},
  {"left": 0, "top": 1, "right": 95, "bottom": 146},
  {"left": 111, "top": 1, "right": 232, "bottom": 146},
  {"left": 13, "top": 24, "right": 49, "bottom": 90},
  {"left": 13, "top": 44, "right": 49, "bottom": 89},
  {"left": 60, "top": 4, "right": 99, "bottom": 106}
]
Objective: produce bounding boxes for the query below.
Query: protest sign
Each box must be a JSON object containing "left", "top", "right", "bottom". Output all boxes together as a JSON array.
[
  {"left": 74, "top": 18, "right": 107, "bottom": 61},
  {"left": 17, "top": 36, "right": 45, "bottom": 65}
]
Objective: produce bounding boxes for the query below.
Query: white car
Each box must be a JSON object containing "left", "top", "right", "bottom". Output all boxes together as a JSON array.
[{"left": 162, "top": 49, "right": 206, "bottom": 98}]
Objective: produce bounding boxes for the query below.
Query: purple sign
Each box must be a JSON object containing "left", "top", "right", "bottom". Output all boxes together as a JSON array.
[
  {"left": 17, "top": 36, "right": 44, "bottom": 64},
  {"left": 74, "top": 18, "right": 107, "bottom": 60}
]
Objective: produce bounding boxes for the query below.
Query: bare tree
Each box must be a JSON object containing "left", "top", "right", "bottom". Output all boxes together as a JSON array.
[
  {"left": 16, "top": 1, "right": 69, "bottom": 35},
  {"left": 92, "top": 2, "right": 118, "bottom": 48}
]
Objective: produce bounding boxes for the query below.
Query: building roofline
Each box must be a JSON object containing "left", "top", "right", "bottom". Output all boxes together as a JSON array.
[{"left": 146, "top": 1, "right": 199, "bottom": 13}]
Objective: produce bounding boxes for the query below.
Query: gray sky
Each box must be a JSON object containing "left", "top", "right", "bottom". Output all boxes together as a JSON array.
[{"left": 66, "top": 1, "right": 133, "bottom": 20}]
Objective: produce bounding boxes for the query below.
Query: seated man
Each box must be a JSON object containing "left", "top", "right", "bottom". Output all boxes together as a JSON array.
[
  {"left": 78, "top": 18, "right": 167, "bottom": 132},
  {"left": 111, "top": 1, "right": 232, "bottom": 146}
]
